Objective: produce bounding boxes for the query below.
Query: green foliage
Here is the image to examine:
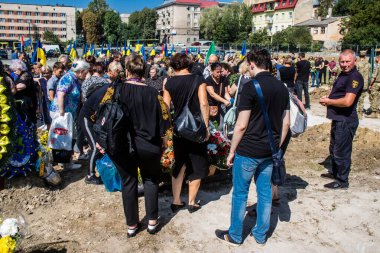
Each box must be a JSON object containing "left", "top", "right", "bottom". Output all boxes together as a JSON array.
[
  {"left": 127, "top": 8, "right": 158, "bottom": 40},
  {"left": 75, "top": 10, "right": 83, "bottom": 38},
  {"left": 88, "top": 0, "right": 109, "bottom": 23},
  {"left": 200, "top": 3, "right": 253, "bottom": 43},
  {"left": 272, "top": 27, "right": 312, "bottom": 50},
  {"left": 333, "top": 0, "right": 377, "bottom": 16},
  {"left": 82, "top": 11, "right": 102, "bottom": 44},
  {"left": 336, "top": 0, "right": 380, "bottom": 47},
  {"left": 318, "top": 0, "right": 334, "bottom": 17},
  {"left": 247, "top": 28, "right": 270, "bottom": 46},
  {"left": 43, "top": 30, "right": 60, "bottom": 45},
  {"left": 104, "top": 11, "right": 121, "bottom": 45}
]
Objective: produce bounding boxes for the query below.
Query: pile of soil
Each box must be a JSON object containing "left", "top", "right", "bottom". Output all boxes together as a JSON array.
[{"left": 0, "top": 123, "right": 379, "bottom": 252}]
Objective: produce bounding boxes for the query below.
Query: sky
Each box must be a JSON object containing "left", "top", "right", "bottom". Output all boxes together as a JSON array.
[{"left": 1, "top": 0, "right": 240, "bottom": 13}]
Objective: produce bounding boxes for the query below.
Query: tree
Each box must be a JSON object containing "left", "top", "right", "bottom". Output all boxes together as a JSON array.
[
  {"left": 88, "top": 0, "right": 109, "bottom": 23},
  {"left": 104, "top": 10, "right": 122, "bottom": 45},
  {"left": 200, "top": 3, "right": 254, "bottom": 43},
  {"left": 75, "top": 10, "right": 83, "bottom": 39},
  {"left": 127, "top": 8, "right": 158, "bottom": 40},
  {"left": 318, "top": 0, "right": 334, "bottom": 17},
  {"left": 200, "top": 7, "right": 222, "bottom": 40},
  {"left": 82, "top": 11, "right": 102, "bottom": 44},
  {"left": 43, "top": 30, "right": 60, "bottom": 44},
  {"left": 247, "top": 28, "right": 270, "bottom": 46},
  {"left": 272, "top": 27, "right": 312, "bottom": 51},
  {"left": 340, "top": 0, "right": 380, "bottom": 47}
]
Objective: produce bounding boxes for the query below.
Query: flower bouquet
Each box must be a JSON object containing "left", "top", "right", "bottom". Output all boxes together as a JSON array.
[
  {"left": 207, "top": 129, "right": 231, "bottom": 170},
  {"left": 36, "top": 129, "right": 61, "bottom": 186},
  {"left": 0, "top": 214, "right": 27, "bottom": 253},
  {"left": 161, "top": 128, "right": 175, "bottom": 174}
]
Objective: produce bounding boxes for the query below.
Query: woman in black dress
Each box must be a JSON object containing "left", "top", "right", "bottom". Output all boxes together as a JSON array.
[
  {"left": 279, "top": 56, "right": 296, "bottom": 94},
  {"left": 205, "top": 63, "right": 231, "bottom": 128},
  {"left": 12, "top": 60, "right": 38, "bottom": 125},
  {"left": 99, "top": 55, "right": 170, "bottom": 237},
  {"left": 163, "top": 53, "right": 210, "bottom": 213}
]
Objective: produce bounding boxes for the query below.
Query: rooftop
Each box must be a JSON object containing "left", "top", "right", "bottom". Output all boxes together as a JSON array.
[{"left": 294, "top": 16, "right": 347, "bottom": 27}]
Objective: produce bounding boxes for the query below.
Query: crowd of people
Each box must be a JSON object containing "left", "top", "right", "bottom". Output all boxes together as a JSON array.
[{"left": 0, "top": 45, "right": 379, "bottom": 246}]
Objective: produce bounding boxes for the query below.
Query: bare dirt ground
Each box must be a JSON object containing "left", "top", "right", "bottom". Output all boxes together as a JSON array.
[{"left": 1, "top": 91, "right": 380, "bottom": 253}]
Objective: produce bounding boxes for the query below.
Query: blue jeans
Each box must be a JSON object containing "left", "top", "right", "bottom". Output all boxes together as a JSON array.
[{"left": 229, "top": 154, "right": 273, "bottom": 244}]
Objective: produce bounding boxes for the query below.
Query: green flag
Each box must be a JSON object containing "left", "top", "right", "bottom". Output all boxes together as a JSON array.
[{"left": 205, "top": 41, "right": 216, "bottom": 65}]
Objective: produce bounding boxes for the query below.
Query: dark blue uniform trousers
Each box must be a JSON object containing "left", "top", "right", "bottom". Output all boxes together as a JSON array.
[{"left": 329, "top": 120, "right": 359, "bottom": 183}]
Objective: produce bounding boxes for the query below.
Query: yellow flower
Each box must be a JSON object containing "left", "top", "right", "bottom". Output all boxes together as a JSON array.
[{"left": 0, "top": 236, "right": 17, "bottom": 253}]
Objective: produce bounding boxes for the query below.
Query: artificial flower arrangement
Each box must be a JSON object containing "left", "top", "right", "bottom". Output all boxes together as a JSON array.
[
  {"left": 0, "top": 215, "right": 27, "bottom": 253},
  {"left": 207, "top": 128, "right": 231, "bottom": 170},
  {"left": 161, "top": 128, "right": 175, "bottom": 174},
  {"left": 0, "top": 76, "right": 16, "bottom": 174}
]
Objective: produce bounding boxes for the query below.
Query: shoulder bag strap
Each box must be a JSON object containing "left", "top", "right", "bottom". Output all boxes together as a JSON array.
[
  {"left": 233, "top": 75, "right": 243, "bottom": 107},
  {"left": 186, "top": 75, "right": 199, "bottom": 104},
  {"left": 252, "top": 79, "right": 277, "bottom": 155}
]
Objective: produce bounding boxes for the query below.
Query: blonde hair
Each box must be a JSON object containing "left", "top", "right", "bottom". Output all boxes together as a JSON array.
[
  {"left": 238, "top": 60, "right": 250, "bottom": 76},
  {"left": 108, "top": 61, "right": 123, "bottom": 73}
]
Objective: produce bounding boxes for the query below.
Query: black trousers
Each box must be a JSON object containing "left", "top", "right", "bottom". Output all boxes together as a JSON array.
[
  {"left": 296, "top": 80, "right": 310, "bottom": 108},
  {"left": 329, "top": 120, "right": 359, "bottom": 183},
  {"left": 110, "top": 147, "right": 162, "bottom": 226}
]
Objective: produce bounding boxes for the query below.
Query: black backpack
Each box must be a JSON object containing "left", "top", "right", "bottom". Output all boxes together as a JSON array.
[{"left": 93, "top": 83, "right": 135, "bottom": 157}]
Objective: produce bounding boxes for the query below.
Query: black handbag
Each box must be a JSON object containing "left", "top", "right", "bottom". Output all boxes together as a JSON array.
[
  {"left": 173, "top": 75, "right": 207, "bottom": 143},
  {"left": 252, "top": 80, "right": 286, "bottom": 186}
]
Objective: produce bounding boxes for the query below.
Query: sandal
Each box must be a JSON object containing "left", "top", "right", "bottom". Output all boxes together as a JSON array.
[
  {"left": 127, "top": 223, "right": 141, "bottom": 238},
  {"left": 188, "top": 200, "right": 202, "bottom": 213},
  {"left": 170, "top": 201, "right": 186, "bottom": 213}
]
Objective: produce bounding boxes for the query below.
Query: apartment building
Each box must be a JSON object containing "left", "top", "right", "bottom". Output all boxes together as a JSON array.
[
  {"left": 155, "top": 0, "right": 221, "bottom": 45},
  {"left": 0, "top": 2, "right": 76, "bottom": 46},
  {"left": 244, "top": 0, "right": 318, "bottom": 35}
]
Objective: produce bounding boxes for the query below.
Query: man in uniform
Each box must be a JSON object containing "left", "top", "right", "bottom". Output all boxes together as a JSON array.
[
  {"left": 356, "top": 51, "right": 371, "bottom": 119},
  {"left": 367, "top": 56, "right": 380, "bottom": 118},
  {"left": 320, "top": 49, "right": 363, "bottom": 189}
]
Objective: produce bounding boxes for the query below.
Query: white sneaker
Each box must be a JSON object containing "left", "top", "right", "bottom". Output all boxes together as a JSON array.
[
  {"left": 63, "top": 163, "right": 82, "bottom": 170},
  {"left": 78, "top": 153, "right": 89, "bottom": 160}
]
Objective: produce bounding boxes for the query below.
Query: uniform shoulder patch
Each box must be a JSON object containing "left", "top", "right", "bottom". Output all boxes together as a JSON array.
[{"left": 352, "top": 80, "right": 359, "bottom": 88}]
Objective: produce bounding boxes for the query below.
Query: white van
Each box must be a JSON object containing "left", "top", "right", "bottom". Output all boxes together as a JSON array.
[{"left": 43, "top": 44, "right": 60, "bottom": 52}]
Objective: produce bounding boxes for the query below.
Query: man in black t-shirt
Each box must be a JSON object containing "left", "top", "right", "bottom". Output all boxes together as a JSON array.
[
  {"left": 320, "top": 49, "right": 363, "bottom": 189},
  {"left": 215, "top": 49, "right": 290, "bottom": 246},
  {"left": 295, "top": 52, "right": 311, "bottom": 109}
]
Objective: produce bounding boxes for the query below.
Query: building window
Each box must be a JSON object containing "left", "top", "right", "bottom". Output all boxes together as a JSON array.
[
  {"left": 52, "top": 13, "right": 58, "bottom": 17},
  {"left": 190, "top": 7, "right": 194, "bottom": 11},
  {"left": 313, "top": 28, "right": 318, "bottom": 34},
  {"left": 8, "top": 11, "right": 14, "bottom": 15},
  {"left": 18, "top": 27, "right": 23, "bottom": 30},
  {"left": 0, "top": 34, "right": 5, "bottom": 38},
  {"left": 321, "top": 27, "right": 326, "bottom": 34},
  {"left": 8, "top": 19, "right": 13, "bottom": 22},
  {"left": 61, "top": 35, "right": 66, "bottom": 38},
  {"left": 26, "top": 12, "right": 32, "bottom": 16},
  {"left": 289, "top": 12, "right": 293, "bottom": 18},
  {"left": 0, "top": 11, "right": 3, "bottom": 15},
  {"left": 52, "top": 20, "right": 58, "bottom": 24},
  {"left": 0, "top": 26, "right": 5, "bottom": 30},
  {"left": 61, "top": 13, "right": 66, "bottom": 17},
  {"left": 193, "top": 38, "right": 197, "bottom": 42},
  {"left": 188, "top": 14, "right": 191, "bottom": 19},
  {"left": 17, "top": 11, "right": 22, "bottom": 15},
  {"left": 9, "top": 34, "right": 15, "bottom": 38},
  {"left": 43, "top": 20, "right": 49, "bottom": 24},
  {"left": 290, "top": 0, "right": 294, "bottom": 4},
  {"left": 282, "top": 13, "right": 285, "bottom": 19},
  {"left": 44, "top": 12, "right": 49, "bottom": 16},
  {"left": 35, "top": 20, "right": 41, "bottom": 23},
  {"left": 282, "top": 0, "right": 286, "bottom": 6},
  {"left": 52, "top": 28, "right": 58, "bottom": 31},
  {"left": 61, "top": 21, "right": 66, "bottom": 24},
  {"left": 35, "top": 12, "right": 40, "bottom": 16},
  {"left": 0, "top": 19, "right": 5, "bottom": 22},
  {"left": 187, "top": 38, "right": 190, "bottom": 43},
  {"left": 61, "top": 28, "right": 66, "bottom": 31}
]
